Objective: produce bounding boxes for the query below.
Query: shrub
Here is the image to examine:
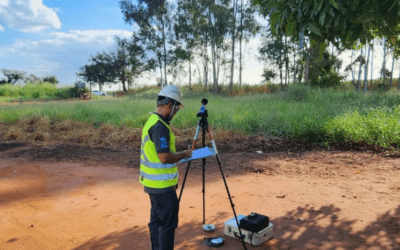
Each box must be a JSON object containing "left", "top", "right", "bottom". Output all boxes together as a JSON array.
[
  {"left": 318, "top": 71, "right": 344, "bottom": 88},
  {"left": 283, "top": 84, "right": 310, "bottom": 102}
]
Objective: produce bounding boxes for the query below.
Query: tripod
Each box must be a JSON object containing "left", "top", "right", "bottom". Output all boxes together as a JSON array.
[{"left": 178, "top": 99, "right": 248, "bottom": 250}]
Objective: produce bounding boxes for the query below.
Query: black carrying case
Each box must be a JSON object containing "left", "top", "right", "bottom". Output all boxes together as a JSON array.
[{"left": 239, "top": 212, "right": 269, "bottom": 233}]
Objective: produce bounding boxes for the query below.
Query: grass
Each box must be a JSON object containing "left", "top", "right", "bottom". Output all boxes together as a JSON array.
[
  {"left": 2, "top": 83, "right": 400, "bottom": 148},
  {"left": 0, "top": 82, "right": 88, "bottom": 101}
]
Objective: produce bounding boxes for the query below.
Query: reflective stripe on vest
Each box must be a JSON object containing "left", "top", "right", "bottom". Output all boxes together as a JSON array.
[
  {"left": 140, "top": 114, "right": 178, "bottom": 189},
  {"left": 140, "top": 171, "right": 178, "bottom": 181},
  {"left": 140, "top": 159, "right": 176, "bottom": 169},
  {"left": 141, "top": 135, "right": 150, "bottom": 162}
]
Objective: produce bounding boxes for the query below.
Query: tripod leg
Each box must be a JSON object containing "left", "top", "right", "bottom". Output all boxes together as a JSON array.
[
  {"left": 215, "top": 154, "right": 248, "bottom": 250},
  {"left": 179, "top": 123, "right": 201, "bottom": 202},
  {"left": 202, "top": 121, "right": 206, "bottom": 225},
  {"left": 207, "top": 125, "right": 248, "bottom": 250},
  {"left": 178, "top": 160, "right": 192, "bottom": 202}
]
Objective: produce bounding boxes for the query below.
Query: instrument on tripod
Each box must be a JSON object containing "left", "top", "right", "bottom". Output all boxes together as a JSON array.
[{"left": 178, "top": 98, "right": 248, "bottom": 250}]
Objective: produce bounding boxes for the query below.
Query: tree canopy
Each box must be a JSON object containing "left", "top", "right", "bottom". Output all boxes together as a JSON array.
[
  {"left": 42, "top": 75, "right": 59, "bottom": 85},
  {"left": 252, "top": 0, "right": 400, "bottom": 54},
  {"left": 0, "top": 69, "right": 27, "bottom": 85}
]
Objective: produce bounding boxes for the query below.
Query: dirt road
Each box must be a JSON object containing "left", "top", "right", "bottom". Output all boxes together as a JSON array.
[{"left": 0, "top": 142, "right": 399, "bottom": 249}]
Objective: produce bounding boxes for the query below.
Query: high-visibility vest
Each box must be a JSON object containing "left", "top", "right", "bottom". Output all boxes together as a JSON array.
[{"left": 140, "top": 114, "right": 178, "bottom": 189}]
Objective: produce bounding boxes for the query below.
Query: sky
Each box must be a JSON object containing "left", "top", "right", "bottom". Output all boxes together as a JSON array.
[
  {"left": 0, "top": 0, "right": 136, "bottom": 89},
  {"left": 0, "top": 0, "right": 397, "bottom": 91}
]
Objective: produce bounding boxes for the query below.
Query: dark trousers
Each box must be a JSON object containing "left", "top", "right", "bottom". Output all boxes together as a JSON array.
[{"left": 148, "top": 191, "right": 179, "bottom": 250}]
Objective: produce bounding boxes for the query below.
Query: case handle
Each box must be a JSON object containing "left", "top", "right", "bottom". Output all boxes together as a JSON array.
[{"left": 234, "top": 231, "right": 245, "bottom": 240}]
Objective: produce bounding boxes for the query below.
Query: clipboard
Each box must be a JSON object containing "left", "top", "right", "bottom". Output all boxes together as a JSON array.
[{"left": 179, "top": 147, "right": 216, "bottom": 163}]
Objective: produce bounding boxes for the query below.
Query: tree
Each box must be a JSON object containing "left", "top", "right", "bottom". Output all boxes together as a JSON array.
[
  {"left": 120, "top": 0, "right": 175, "bottom": 88},
  {"left": 261, "top": 68, "right": 276, "bottom": 83},
  {"left": 174, "top": 0, "right": 201, "bottom": 90},
  {"left": 25, "top": 74, "right": 42, "bottom": 84},
  {"left": 229, "top": 0, "right": 238, "bottom": 90},
  {"left": 206, "top": 0, "right": 232, "bottom": 92},
  {"left": 42, "top": 75, "right": 59, "bottom": 85},
  {"left": 252, "top": 0, "right": 400, "bottom": 84},
  {"left": 78, "top": 63, "right": 97, "bottom": 91},
  {"left": 252, "top": 0, "right": 400, "bottom": 53},
  {"left": 111, "top": 37, "right": 129, "bottom": 91},
  {"left": 89, "top": 52, "right": 117, "bottom": 91},
  {"left": 237, "top": 0, "right": 260, "bottom": 86},
  {"left": 364, "top": 43, "right": 372, "bottom": 92},
  {"left": 0, "top": 69, "right": 27, "bottom": 85},
  {"left": 259, "top": 32, "right": 287, "bottom": 88},
  {"left": 126, "top": 34, "right": 147, "bottom": 87}
]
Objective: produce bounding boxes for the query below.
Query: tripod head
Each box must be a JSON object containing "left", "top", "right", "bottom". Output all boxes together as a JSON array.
[{"left": 197, "top": 98, "right": 208, "bottom": 118}]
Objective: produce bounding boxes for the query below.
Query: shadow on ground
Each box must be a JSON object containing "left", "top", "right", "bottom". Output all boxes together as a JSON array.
[
  {"left": 0, "top": 142, "right": 26, "bottom": 152},
  {"left": 68, "top": 206, "right": 400, "bottom": 250}
]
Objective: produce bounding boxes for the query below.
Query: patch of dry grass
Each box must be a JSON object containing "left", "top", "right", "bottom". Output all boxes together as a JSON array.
[
  {"left": 171, "top": 126, "right": 248, "bottom": 148},
  {"left": 4, "top": 116, "right": 51, "bottom": 143},
  {"left": 0, "top": 116, "right": 248, "bottom": 148},
  {"left": 1, "top": 116, "right": 142, "bottom": 147}
]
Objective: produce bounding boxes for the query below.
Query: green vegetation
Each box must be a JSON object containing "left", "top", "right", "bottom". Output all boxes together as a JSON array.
[
  {"left": 0, "top": 83, "right": 89, "bottom": 102},
  {"left": 2, "top": 84, "right": 400, "bottom": 148}
]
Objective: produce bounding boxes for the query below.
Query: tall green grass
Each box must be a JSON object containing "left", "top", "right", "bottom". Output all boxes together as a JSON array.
[
  {"left": 2, "top": 84, "right": 400, "bottom": 148},
  {"left": 0, "top": 83, "right": 84, "bottom": 101}
]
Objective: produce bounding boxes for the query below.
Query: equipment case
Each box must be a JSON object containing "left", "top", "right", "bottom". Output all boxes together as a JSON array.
[{"left": 224, "top": 214, "right": 273, "bottom": 246}]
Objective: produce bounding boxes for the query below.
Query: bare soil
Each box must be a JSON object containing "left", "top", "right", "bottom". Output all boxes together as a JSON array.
[{"left": 1, "top": 138, "right": 399, "bottom": 250}]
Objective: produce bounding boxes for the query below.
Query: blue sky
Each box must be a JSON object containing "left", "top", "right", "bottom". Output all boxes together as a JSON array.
[{"left": 0, "top": 0, "right": 136, "bottom": 87}]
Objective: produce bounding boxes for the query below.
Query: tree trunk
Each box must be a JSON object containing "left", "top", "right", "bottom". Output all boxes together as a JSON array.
[
  {"left": 398, "top": 67, "right": 400, "bottom": 90},
  {"left": 279, "top": 68, "right": 283, "bottom": 89},
  {"left": 371, "top": 41, "right": 374, "bottom": 90},
  {"left": 203, "top": 42, "right": 208, "bottom": 88},
  {"left": 161, "top": 17, "right": 168, "bottom": 87},
  {"left": 159, "top": 58, "right": 163, "bottom": 89},
  {"left": 215, "top": 47, "right": 220, "bottom": 87},
  {"left": 293, "top": 46, "right": 297, "bottom": 84},
  {"left": 364, "top": 44, "right": 371, "bottom": 92},
  {"left": 229, "top": 0, "right": 237, "bottom": 90},
  {"left": 189, "top": 60, "right": 192, "bottom": 90},
  {"left": 212, "top": 40, "right": 217, "bottom": 92},
  {"left": 381, "top": 38, "right": 386, "bottom": 82},
  {"left": 304, "top": 47, "right": 311, "bottom": 84},
  {"left": 390, "top": 49, "right": 395, "bottom": 87},
  {"left": 195, "top": 59, "right": 202, "bottom": 84},
  {"left": 239, "top": 0, "right": 243, "bottom": 87},
  {"left": 122, "top": 66, "right": 127, "bottom": 92},
  {"left": 350, "top": 49, "right": 356, "bottom": 89},
  {"left": 357, "top": 48, "right": 363, "bottom": 91},
  {"left": 284, "top": 35, "right": 288, "bottom": 86}
]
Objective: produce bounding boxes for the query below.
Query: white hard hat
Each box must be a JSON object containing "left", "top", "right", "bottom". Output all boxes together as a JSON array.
[{"left": 157, "top": 85, "right": 184, "bottom": 107}]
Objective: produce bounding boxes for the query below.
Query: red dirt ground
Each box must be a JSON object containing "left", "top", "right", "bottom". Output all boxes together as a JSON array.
[{"left": 0, "top": 140, "right": 399, "bottom": 250}]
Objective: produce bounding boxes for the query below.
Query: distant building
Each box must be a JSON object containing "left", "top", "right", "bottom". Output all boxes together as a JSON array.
[{"left": 75, "top": 81, "right": 86, "bottom": 89}]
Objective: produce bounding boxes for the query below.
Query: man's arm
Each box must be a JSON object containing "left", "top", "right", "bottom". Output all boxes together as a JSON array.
[
  {"left": 149, "top": 120, "right": 192, "bottom": 164},
  {"left": 158, "top": 150, "right": 192, "bottom": 164}
]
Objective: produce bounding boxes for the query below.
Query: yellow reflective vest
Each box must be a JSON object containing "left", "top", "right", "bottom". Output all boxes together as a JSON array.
[{"left": 140, "top": 114, "right": 178, "bottom": 189}]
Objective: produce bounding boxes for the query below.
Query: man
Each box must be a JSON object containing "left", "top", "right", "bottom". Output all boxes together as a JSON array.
[{"left": 140, "top": 85, "right": 193, "bottom": 250}]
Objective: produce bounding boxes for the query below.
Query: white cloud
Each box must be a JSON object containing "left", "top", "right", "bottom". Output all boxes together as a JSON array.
[
  {"left": 0, "top": 29, "right": 133, "bottom": 55},
  {"left": 0, "top": 24, "right": 4, "bottom": 31},
  {"left": 0, "top": 0, "right": 9, "bottom": 7},
  {"left": 0, "top": 28, "right": 135, "bottom": 85},
  {"left": 0, "top": 0, "right": 61, "bottom": 32},
  {"left": 49, "top": 29, "right": 132, "bottom": 45}
]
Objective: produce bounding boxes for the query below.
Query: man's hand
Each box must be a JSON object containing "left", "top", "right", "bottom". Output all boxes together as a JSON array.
[
  {"left": 182, "top": 149, "right": 193, "bottom": 159},
  {"left": 158, "top": 149, "right": 193, "bottom": 164}
]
